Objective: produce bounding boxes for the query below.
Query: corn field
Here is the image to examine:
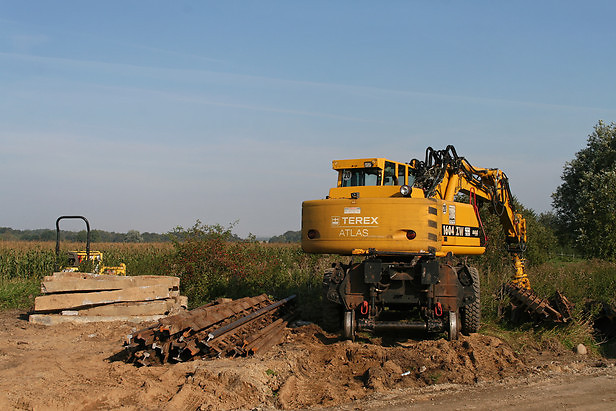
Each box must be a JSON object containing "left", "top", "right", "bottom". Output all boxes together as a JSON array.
[{"left": 0, "top": 241, "right": 174, "bottom": 280}]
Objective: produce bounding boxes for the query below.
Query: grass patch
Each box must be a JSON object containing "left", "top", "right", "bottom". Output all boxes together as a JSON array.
[
  {"left": 480, "top": 308, "right": 600, "bottom": 357},
  {"left": 0, "top": 277, "right": 40, "bottom": 311},
  {"left": 473, "top": 257, "right": 616, "bottom": 357}
]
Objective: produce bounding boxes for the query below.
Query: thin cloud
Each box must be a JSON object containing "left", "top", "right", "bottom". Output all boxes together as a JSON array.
[
  {"left": 1, "top": 51, "right": 612, "bottom": 114},
  {"left": 7, "top": 34, "right": 50, "bottom": 52},
  {"left": 89, "top": 83, "right": 392, "bottom": 124},
  {"left": 125, "top": 43, "right": 227, "bottom": 65}
]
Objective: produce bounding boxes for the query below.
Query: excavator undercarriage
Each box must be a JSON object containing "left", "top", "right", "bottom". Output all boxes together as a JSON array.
[{"left": 322, "top": 253, "right": 480, "bottom": 340}]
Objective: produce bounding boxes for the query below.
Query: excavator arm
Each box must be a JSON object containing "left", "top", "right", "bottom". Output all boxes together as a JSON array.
[
  {"left": 408, "top": 145, "right": 571, "bottom": 322},
  {"left": 409, "top": 145, "right": 531, "bottom": 288}
]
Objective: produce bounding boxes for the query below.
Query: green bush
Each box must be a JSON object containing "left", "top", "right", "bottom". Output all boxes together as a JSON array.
[{"left": 167, "top": 221, "right": 335, "bottom": 320}]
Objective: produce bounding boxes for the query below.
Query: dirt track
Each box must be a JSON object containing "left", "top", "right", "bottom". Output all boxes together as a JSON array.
[
  {"left": 334, "top": 363, "right": 616, "bottom": 410},
  {"left": 0, "top": 310, "right": 614, "bottom": 410}
]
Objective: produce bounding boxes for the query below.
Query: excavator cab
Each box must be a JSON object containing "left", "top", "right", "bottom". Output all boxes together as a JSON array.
[{"left": 337, "top": 159, "right": 411, "bottom": 188}]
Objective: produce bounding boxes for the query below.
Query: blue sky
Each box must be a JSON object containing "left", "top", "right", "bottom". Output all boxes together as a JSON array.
[{"left": 1, "top": 1, "right": 615, "bottom": 237}]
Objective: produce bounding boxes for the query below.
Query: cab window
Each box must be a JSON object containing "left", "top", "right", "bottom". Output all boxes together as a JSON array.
[
  {"left": 383, "top": 162, "right": 397, "bottom": 185},
  {"left": 341, "top": 168, "right": 381, "bottom": 187},
  {"left": 398, "top": 164, "right": 406, "bottom": 185},
  {"left": 408, "top": 167, "right": 416, "bottom": 186}
]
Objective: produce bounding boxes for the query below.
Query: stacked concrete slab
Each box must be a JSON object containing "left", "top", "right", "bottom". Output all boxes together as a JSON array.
[{"left": 29, "top": 272, "right": 187, "bottom": 325}]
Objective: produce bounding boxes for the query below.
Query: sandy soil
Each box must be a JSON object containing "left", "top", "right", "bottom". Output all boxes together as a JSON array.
[{"left": 0, "top": 310, "right": 614, "bottom": 410}]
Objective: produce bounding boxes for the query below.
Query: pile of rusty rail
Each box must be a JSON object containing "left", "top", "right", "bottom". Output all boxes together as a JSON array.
[{"left": 123, "top": 294, "right": 296, "bottom": 366}]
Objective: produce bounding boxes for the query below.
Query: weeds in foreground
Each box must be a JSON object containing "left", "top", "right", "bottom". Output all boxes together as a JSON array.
[
  {"left": 166, "top": 222, "right": 336, "bottom": 320},
  {"left": 1, "top": 225, "right": 616, "bottom": 356},
  {"left": 0, "top": 277, "right": 40, "bottom": 311}
]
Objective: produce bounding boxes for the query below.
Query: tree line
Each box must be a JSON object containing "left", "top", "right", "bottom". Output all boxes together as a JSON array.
[{"left": 0, "top": 227, "right": 169, "bottom": 243}]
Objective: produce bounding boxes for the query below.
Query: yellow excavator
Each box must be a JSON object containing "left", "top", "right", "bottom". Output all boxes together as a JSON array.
[{"left": 302, "top": 145, "right": 569, "bottom": 340}]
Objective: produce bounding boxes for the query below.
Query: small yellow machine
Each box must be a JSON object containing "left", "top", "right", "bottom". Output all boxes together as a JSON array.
[
  {"left": 302, "top": 146, "right": 563, "bottom": 340},
  {"left": 55, "top": 216, "right": 126, "bottom": 275}
]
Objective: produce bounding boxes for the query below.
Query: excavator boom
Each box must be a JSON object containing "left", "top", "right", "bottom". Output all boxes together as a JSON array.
[{"left": 409, "top": 145, "right": 530, "bottom": 288}]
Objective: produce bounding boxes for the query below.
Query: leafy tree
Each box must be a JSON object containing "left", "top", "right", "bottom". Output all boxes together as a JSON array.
[
  {"left": 268, "top": 230, "right": 301, "bottom": 243},
  {"left": 124, "top": 230, "right": 144, "bottom": 243},
  {"left": 552, "top": 121, "right": 616, "bottom": 259},
  {"left": 520, "top": 207, "right": 559, "bottom": 265},
  {"left": 40, "top": 230, "right": 55, "bottom": 241},
  {"left": 473, "top": 198, "right": 557, "bottom": 271}
]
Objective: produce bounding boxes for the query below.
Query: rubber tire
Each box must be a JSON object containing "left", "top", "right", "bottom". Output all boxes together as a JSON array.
[
  {"left": 460, "top": 266, "right": 481, "bottom": 335},
  {"left": 321, "top": 269, "right": 342, "bottom": 332}
]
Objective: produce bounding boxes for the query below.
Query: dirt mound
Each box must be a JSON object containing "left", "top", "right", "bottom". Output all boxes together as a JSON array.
[
  {"left": 0, "top": 311, "right": 567, "bottom": 410},
  {"left": 248, "top": 324, "right": 526, "bottom": 409}
]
